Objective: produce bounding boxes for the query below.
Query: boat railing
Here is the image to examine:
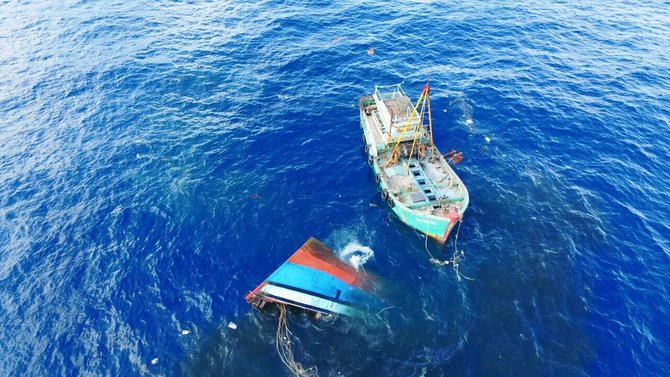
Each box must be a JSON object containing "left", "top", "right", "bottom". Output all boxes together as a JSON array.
[
  {"left": 374, "top": 84, "right": 409, "bottom": 105},
  {"left": 373, "top": 86, "right": 394, "bottom": 128},
  {"left": 374, "top": 84, "right": 419, "bottom": 136}
]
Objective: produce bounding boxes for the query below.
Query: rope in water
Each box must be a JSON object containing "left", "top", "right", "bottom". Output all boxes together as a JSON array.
[
  {"left": 275, "top": 304, "right": 318, "bottom": 377},
  {"left": 424, "top": 220, "right": 474, "bottom": 281}
]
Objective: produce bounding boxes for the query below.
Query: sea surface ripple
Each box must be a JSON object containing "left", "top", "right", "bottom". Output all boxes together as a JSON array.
[{"left": 1, "top": 1, "right": 669, "bottom": 376}]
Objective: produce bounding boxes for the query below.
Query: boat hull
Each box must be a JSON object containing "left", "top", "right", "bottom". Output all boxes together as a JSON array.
[
  {"left": 359, "top": 87, "right": 467, "bottom": 244},
  {"left": 245, "top": 238, "right": 382, "bottom": 317}
]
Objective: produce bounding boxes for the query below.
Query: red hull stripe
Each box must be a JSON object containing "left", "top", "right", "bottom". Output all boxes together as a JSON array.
[{"left": 288, "top": 245, "right": 357, "bottom": 285}]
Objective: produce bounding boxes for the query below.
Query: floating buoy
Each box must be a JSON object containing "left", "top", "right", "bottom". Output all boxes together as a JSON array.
[{"left": 367, "top": 47, "right": 375, "bottom": 55}]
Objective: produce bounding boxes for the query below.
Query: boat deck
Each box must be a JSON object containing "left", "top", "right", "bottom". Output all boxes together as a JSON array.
[
  {"left": 361, "top": 96, "right": 387, "bottom": 147},
  {"left": 382, "top": 95, "right": 413, "bottom": 122},
  {"left": 381, "top": 156, "right": 464, "bottom": 211}
]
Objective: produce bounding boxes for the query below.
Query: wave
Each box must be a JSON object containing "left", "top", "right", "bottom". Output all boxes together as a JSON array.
[{"left": 337, "top": 242, "right": 374, "bottom": 269}]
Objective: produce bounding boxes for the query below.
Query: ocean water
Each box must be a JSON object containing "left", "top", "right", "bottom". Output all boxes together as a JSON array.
[{"left": 1, "top": 0, "right": 669, "bottom": 376}]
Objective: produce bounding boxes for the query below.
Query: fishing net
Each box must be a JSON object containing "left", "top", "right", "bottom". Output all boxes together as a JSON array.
[{"left": 275, "top": 304, "right": 319, "bottom": 377}]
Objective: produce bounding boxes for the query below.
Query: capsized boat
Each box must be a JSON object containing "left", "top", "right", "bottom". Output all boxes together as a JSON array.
[
  {"left": 245, "top": 238, "right": 381, "bottom": 318},
  {"left": 359, "top": 84, "right": 469, "bottom": 243}
]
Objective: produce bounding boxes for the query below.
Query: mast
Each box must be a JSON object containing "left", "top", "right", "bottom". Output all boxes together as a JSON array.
[
  {"left": 426, "top": 84, "right": 436, "bottom": 160},
  {"left": 384, "top": 89, "right": 426, "bottom": 168}
]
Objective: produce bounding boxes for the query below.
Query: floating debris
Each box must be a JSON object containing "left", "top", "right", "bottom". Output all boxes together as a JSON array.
[
  {"left": 180, "top": 329, "right": 190, "bottom": 335},
  {"left": 250, "top": 193, "right": 260, "bottom": 200},
  {"left": 151, "top": 358, "right": 159, "bottom": 365},
  {"left": 227, "top": 322, "right": 237, "bottom": 330},
  {"left": 448, "top": 94, "right": 475, "bottom": 130},
  {"left": 444, "top": 149, "right": 464, "bottom": 165},
  {"left": 485, "top": 136, "right": 491, "bottom": 143},
  {"left": 369, "top": 202, "right": 378, "bottom": 207},
  {"left": 367, "top": 47, "right": 375, "bottom": 55}
]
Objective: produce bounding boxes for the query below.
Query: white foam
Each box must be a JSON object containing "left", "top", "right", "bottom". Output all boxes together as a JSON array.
[{"left": 337, "top": 242, "right": 374, "bottom": 269}]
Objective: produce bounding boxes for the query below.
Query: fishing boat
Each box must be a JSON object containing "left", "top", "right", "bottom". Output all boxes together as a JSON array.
[
  {"left": 245, "top": 238, "right": 381, "bottom": 318},
  {"left": 359, "top": 84, "right": 469, "bottom": 243}
]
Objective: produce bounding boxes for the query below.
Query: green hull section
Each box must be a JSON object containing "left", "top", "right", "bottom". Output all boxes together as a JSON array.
[{"left": 370, "top": 160, "right": 455, "bottom": 242}]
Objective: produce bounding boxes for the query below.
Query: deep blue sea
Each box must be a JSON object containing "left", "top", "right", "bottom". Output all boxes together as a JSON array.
[{"left": 2, "top": 1, "right": 670, "bottom": 376}]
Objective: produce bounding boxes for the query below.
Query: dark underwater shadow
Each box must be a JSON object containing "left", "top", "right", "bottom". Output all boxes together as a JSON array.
[
  {"left": 179, "top": 306, "right": 392, "bottom": 377},
  {"left": 453, "top": 158, "right": 602, "bottom": 376}
]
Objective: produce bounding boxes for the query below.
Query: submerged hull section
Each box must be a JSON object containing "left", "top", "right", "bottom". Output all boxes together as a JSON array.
[
  {"left": 359, "top": 84, "right": 469, "bottom": 243},
  {"left": 245, "top": 238, "right": 380, "bottom": 317}
]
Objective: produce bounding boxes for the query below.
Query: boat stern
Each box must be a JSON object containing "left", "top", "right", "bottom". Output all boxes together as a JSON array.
[{"left": 389, "top": 201, "right": 461, "bottom": 243}]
